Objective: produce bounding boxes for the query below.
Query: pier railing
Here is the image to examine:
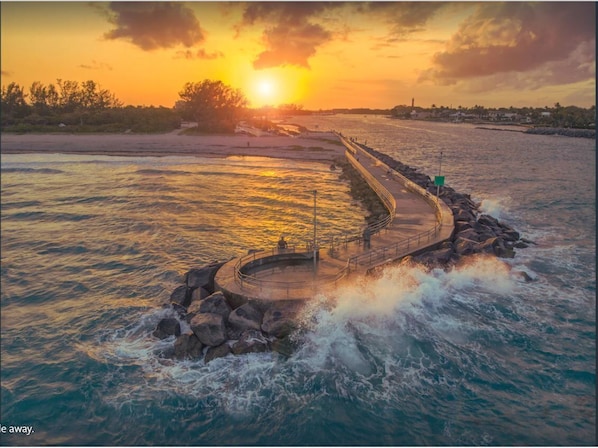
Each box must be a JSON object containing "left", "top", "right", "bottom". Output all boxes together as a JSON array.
[{"left": 232, "top": 134, "right": 452, "bottom": 293}]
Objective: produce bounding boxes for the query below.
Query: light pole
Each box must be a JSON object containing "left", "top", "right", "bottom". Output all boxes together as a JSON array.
[{"left": 313, "top": 190, "right": 317, "bottom": 278}]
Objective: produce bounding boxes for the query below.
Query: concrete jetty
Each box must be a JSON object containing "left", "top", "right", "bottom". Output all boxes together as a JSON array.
[{"left": 214, "top": 134, "right": 455, "bottom": 302}]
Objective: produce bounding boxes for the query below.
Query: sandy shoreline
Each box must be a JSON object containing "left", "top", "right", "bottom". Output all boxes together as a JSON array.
[{"left": 0, "top": 131, "right": 345, "bottom": 162}]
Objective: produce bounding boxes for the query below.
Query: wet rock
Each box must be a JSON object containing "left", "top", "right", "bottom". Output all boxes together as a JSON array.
[
  {"left": 170, "top": 302, "right": 188, "bottom": 318},
  {"left": 261, "top": 303, "right": 301, "bottom": 338},
  {"left": 271, "top": 336, "right": 298, "bottom": 357},
  {"left": 185, "top": 262, "right": 225, "bottom": 293},
  {"left": 205, "top": 343, "right": 231, "bottom": 363},
  {"left": 170, "top": 285, "right": 191, "bottom": 308},
  {"left": 454, "top": 237, "right": 478, "bottom": 256},
  {"left": 153, "top": 317, "right": 181, "bottom": 340},
  {"left": 514, "top": 241, "right": 529, "bottom": 249},
  {"left": 515, "top": 270, "right": 535, "bottom": 282},
  {"left": 454, "top": 220, "right": 473, "bottom": 233},
  {"left": 191, "top": 286, "right": 210, "bottom": 303},
  {"left": 456, "top": 228, "right": 483, "bottom": 242},
  {"left": 197, "top": 292, "right": 232, "bottom": 321},
  {"left": 190, "top": 313, "right": 227, "bottom": 347},
  {"left": 227, "top": 303, "right": 263, "bottom": 339},
  {"left": 413, "top": 247, "right": 454, "bottom": 268},
  {"left": 231, "top": 329, "right": 269, "bottom": 355},
  {"left": 174, "top": 330, "right": 204, "bottom": 359}
]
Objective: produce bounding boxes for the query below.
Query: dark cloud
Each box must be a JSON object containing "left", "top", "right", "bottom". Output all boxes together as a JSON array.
[
  {"left": 421, "top": 2, "right": 596, "bottom": 85},
  {"left": 238, "top": 2, "right": 340, "bottom": 69},
  {"left": 360, "top": 2, "right": 447, "bottom": 34},
  {"left": 104, "top": 2, "right": 205, "bottom": 50},
  {"left": 254, "top": 23, "right": 331, "bottom": 69}
]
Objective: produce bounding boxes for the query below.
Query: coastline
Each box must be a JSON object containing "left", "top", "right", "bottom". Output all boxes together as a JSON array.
[{"left": 0, "top": 131, "right": 345, "bottom": 162}]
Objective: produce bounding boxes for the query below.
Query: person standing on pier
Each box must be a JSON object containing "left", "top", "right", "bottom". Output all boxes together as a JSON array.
[
  {"left": 278, "top": 235, "right": 288, "bottom": 252},
  {"left": 362, "top": 227, "right": 371, "bottom": 249}
]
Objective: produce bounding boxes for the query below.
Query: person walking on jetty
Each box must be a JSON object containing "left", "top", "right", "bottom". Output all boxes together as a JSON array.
[
  {"left": 362, "top": 227, "right": 371, "bottom": 249},
  {"left": 278, "top": 235, "right": 288, "bottom": 252}
]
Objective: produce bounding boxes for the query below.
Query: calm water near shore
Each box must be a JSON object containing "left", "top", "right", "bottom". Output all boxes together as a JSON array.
[{"left": 1, "top": 117, "right": 595, "bottom": 445}]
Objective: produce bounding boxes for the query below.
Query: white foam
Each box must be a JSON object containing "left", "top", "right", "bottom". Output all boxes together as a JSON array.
[{"left": 479, "top": 196, "right": 511, "bottom": 220}]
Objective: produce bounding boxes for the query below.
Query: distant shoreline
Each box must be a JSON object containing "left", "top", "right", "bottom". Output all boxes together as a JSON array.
[{"left": 0, "top": 131, "right": 345, "bottom": 162}]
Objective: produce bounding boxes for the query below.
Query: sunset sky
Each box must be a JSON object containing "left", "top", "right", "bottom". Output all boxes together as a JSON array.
[{"left": 1, "top": 1, "right": 595, "bottom": 110}]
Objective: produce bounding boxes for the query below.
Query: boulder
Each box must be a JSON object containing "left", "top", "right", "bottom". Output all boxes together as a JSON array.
[
  {"left": 476, "top": 237, "right": 501, "bottom": 255},
  {"left": 455, "top": 228, "right": 482, "bottom": 242},
  {"left": 477, "top": 214, "right": 500, "bottom": 229},
  {"left": 170, "top": 302, "right": 188, "bottom": 317},
  {"left": 174, "top": 330, "right": 204, "bottom": 359},
  {"left": 191, "top": 286, "right": 210, "bottom": 303},
  {"left": 454, "top": 237, "right": 478, "bottom": 256},
  {"left": 170, "top": 285, "right": 190, "bottom": 308},
  {"left": 190, "top": 313, "right": 227, "bottom": 347},
  {"left": 454, "top": 220, "right": 473, "bottom": 233},
  {"left": 197, "top": 292, "right": 232, "bottom": 320},
  {"left": 153, "top": 317, "right": 181, "bottom": 340},
  {"left": 231, "top": 329, "right": 269, "bottom": 355},
  {"left": 270, "top": 336, "right": 297, "bottom": 357},
  {"left": 205, "top": 343, "right": 231, "bottom": 363},
  {"left": 227, "top": 303, "right": 263, "bottom": 338},
  {"left": 185, "top": 262, "right": 225, "bottom": 293},
  {"left": 261, "top": 303, "right": 301, "bottom": 338},
  {"left": 500, "top": 229, "right": 521, "bottom": 242},
  {"left": 414, "top": 247, "right": 454, "bottom": 268}
]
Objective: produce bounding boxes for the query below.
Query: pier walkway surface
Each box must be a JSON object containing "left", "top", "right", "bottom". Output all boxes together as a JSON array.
[{"left": 215, "top": 135, "right": 454, "bottom": 302}]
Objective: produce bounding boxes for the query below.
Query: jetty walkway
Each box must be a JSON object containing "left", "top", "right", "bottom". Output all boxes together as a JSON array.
[{"left": 214, "top": 134, "right": 454, "bottom": 303}]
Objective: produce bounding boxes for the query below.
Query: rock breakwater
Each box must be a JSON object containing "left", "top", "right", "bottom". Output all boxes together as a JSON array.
[
  {"left": 354, "top": 143, "right": 533, "bottom": 270},
  {"left": 153, "top": 262, "right": 301, "bottom": 363}
]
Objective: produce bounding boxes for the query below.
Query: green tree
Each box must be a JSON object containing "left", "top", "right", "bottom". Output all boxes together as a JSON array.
[
  {"left": 1, "top": 82, "right": 30, "bottom": 120},
  {"left": 177, "top": 80, "right": 248, "bottom": 133}
]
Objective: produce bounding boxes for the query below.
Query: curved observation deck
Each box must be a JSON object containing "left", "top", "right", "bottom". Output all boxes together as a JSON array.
[{"left": 214, "top": 134, "right": 454, "bottom": 303}]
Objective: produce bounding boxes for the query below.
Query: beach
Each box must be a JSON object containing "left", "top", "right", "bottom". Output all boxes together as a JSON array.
[{"left": 0, "top": 131, "right": 344, "bottom": 161}]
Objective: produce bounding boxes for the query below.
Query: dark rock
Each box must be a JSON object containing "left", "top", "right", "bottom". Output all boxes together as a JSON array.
[
  {"left": 500, "top": 229, "right": 521, "bottom": 242},
  {"left": 520, "top": 238, "right": 537, "bottom": 245},
  {"left": 191, "top": 286, "right": 210, "bottom": 303},
  {"left": 205, "top": 343, "right": 231, "bottom": 363},
  {"left": 153, "top": 317, "right": 181, "bottom": 340},
  {"left": 231, "top": 329, "right": 269, "bottom": 355},
  {"left": 198, "top": 292, "right": 232, "bottom": 321},
  {"left": 170, "top": 285, "right": 190, "bottom": 308},
  {"left": 170, "top": 302, "right": 188, "bottom": 317},
  {"left": 261, "top": 302, "right": 302, "bottom": 338},
  {"left": 454, "top": 237, "right": 478, "bottom": 256},
  {"left": 413, "top": 247, "right": 454, "bottom": 267},
  {"left": 185, "top": 262, "right": 225, "bottom": 293},
  {"left": 454, "top": 220, "right": 473, "bottom": 233},
  {"left": 477, "top": 237, "right": 501, "bottom": 255},
  {"left": 174, "top": 330, "right": 204, "bottom": 359},
  {"left": 190, "top": 313, "right": 227, "bottom": 347},
  {"left": 477, "top": 214, "right": 500, "bottom": 228},
  {"left": 514, "top": 241, "right": 529, "bottom": 249},
  {"left": 228, "top": 303, "right": 263, "bottom": 339},
  {"left": 455, "top": 228, "right": 482, "bottom": 242},
  {"left": 270, "top": 336, "right": 297, "bottom": 357},
  {"left": 515, "top": 270, "right": 535, "bottom": 282}
]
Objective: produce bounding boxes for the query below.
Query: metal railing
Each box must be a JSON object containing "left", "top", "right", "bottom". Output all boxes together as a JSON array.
[{"left": 232, "top": 134, "right": 452, "bottom": 293}]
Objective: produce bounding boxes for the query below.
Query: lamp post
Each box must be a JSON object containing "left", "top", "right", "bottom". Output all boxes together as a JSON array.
[{"left": 313, "top": 190, "right": 317, "bottom": 278}]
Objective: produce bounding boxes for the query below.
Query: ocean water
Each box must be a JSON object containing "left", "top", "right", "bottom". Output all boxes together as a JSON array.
[{"left": 1, "top": 117, "right": 595, "bottom": 446}]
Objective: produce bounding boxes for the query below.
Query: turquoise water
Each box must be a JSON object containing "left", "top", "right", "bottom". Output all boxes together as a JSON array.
[{"left": 1, "top": 118, "right": 595, "bottom": 445}]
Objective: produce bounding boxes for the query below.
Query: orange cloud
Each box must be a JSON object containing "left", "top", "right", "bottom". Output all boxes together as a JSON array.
[
  {"left": 239, "top": 2, "right": 338, "bottom": 69},
  {"left": 104, "top": 2, "right": 205, "bottom": 50}
]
